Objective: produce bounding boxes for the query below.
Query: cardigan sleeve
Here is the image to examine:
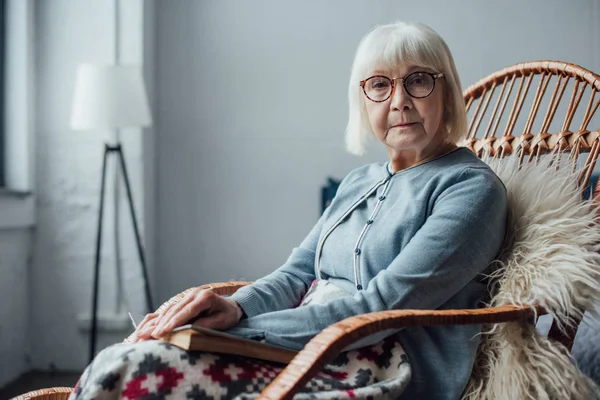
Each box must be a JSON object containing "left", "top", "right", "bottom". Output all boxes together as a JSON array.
[{"left": 225, "top": 167, "right": 508, "bottom": 350}]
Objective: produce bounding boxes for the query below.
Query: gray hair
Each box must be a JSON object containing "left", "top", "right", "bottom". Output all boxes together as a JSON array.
[{"left": 345, "top": 21, "right": 467, "bottom": 156}]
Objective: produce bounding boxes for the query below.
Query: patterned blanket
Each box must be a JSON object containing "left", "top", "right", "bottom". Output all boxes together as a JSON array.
[{"left": 69, "top": 337, "right": 410, "bottom": 400}]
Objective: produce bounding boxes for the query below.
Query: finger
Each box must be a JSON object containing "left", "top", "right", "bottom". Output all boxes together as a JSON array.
[
  {"left": 135, "top": 312, "right": 159, "bottom": 333},
  {"left": 136, "top": 318, "right": 161, "bottom": 340},
  {"left": 153, "top": 291, "right": 198, "bottom": 333},
  {"left": 153, "top": 291, "right": 214, "bottom": 336},
  {"left": 129, "top": 333, "right": 140, "bottom": 343},
  {"left": 151, "top": 292, "right": 197, "bottom": 336},
  {"left": 153, "top": 295, "right": 211, "bottom": 337},
  {"left": 134, "top": 313, "right": 159, "bottom": 339}
]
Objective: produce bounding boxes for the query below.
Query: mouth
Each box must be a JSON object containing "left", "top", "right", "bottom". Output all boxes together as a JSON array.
[{"left": 390, "top": 122, "right": 418, "bottom": 129}]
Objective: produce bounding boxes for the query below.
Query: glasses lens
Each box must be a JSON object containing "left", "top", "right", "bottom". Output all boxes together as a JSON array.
[
  {"left": 405, "top": 72, "right": 435, "bottom": 98},
  {"left": 364, "top": 76, "right": 393, "bottom": 101}
]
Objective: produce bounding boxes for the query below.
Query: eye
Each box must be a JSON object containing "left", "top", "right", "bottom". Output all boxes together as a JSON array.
[
  {"left": 368, "top": 77, "right": 392, "bottom": 90},
  {"left": 406, "top": 73, "right": 430, "bottom": 86}
]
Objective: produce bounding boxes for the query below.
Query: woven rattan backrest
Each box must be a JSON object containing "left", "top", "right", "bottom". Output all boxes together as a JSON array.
[
  {"left": 461, "top": 60, "right": 600, "bottom": 195},
  {"left": 461, "top": 61, "right": 600, "bottom": 350}
]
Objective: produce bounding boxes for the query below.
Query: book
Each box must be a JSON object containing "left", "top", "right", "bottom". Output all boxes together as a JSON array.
[{"left": 161, "top": 324, "right": 298, "bottom": 364}]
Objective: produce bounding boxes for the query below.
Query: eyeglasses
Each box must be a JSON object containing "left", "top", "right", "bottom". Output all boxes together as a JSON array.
[{"left": 360, "top": 71, "right": 444, "bottom": 102}]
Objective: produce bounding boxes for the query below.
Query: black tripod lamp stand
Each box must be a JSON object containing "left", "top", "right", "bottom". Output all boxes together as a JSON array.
[{"left": 70, "top": 64, "right": 154, "bottom": 362}]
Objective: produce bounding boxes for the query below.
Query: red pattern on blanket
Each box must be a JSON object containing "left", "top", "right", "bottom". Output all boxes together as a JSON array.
[{"left": 71, "top": 337, "right": 411, "bottom": 400}]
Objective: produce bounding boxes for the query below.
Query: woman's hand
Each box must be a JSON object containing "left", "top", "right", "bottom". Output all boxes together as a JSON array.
[{"left": 131, "top": 288, "right": 244, "bottom": 342}]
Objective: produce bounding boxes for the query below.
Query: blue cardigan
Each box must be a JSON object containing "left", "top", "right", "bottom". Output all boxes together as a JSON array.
[{"left": 227, "top": 147, "right": 507, "bottom": 400}]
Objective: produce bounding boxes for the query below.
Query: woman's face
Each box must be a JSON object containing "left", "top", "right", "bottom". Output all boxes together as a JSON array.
[{"left": 364, "top": 64, "right": 446, "bottom": 160}]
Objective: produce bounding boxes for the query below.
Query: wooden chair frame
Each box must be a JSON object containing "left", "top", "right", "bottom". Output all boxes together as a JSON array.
[{"left": 13, "top": 60, "right": 600, "bottom": 400}]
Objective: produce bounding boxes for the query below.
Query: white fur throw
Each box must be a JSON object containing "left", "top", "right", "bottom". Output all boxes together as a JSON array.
[{"left": 462, "top": 155, "right": 600, "bottom": 400}]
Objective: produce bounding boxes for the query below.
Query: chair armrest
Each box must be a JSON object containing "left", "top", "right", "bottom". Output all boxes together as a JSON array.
[
  {"left": 11, "top": 387, "right": 73, "bottom": 400},
  {"left": 197, "top": 281, "right": 252, "bottom": 296},
  {"left": 159, "top": 281, "right": 252, "bottom": 312},
  {"left": 259, "top": 304, "right": 546, "bottom": 400}
]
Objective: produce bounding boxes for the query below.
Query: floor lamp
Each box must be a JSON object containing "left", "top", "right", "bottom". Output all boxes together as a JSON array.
[{"left": 70, "top": 64, "right": 154, "bottom": 362}]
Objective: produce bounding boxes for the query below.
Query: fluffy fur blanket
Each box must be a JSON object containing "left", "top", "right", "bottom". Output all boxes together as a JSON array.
[{"left": 462, "top": 155, "right": 600, "bottom": 399}]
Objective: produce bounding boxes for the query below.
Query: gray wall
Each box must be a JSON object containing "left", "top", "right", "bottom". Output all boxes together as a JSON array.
[{"left": 154, "top": 0, "right": 600, "bottom": 302}]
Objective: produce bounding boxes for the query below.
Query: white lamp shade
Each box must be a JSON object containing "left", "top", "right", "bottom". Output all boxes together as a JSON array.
[{"left": 70, "top": 64, "right": 152, "bottom": 130}]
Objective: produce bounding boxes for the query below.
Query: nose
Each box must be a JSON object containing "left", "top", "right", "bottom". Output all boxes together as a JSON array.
[{"left": 389, "top": 80, "right": 413, "bottom": 111}]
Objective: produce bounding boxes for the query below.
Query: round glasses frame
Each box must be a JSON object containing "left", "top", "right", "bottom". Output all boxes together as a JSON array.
[{"left": 360, "top": 71, "right": 444, "bottom": 102}]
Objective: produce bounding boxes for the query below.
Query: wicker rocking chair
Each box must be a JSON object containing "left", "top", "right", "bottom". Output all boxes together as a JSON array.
[{"left": 14, "top": 60, "right": 600, "bottom": 400}]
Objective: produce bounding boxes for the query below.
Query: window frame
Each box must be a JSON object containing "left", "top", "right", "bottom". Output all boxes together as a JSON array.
[
  {"left": 0, "top": 0, "right": 6, "bottom": 187},
  {"left": 0, "top": 0, "right": 34, "bottom": 230}
]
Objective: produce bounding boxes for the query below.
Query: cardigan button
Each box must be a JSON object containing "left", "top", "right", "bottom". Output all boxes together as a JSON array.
[
  {"left": 356, "top": 284, "right": 363, "bottom": 290},
  {"left": 366, "top": 219, "right": 373, "bottom": 225},
  {"left": 378, "top": 195, "right": 386, "bottom": 201},
  {"left": 354, "top": 248, "right": 361, "bottom": 255}
]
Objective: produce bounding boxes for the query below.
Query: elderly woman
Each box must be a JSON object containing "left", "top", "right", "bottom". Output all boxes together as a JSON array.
[{"left": 73, "top": 21, "right": 506, "bottom": 400}]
